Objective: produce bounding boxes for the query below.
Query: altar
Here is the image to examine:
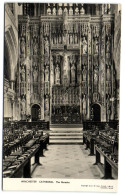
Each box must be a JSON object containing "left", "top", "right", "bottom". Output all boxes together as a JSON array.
[{"left": 50, "top": 49, "right": 82, "bottom": 124}]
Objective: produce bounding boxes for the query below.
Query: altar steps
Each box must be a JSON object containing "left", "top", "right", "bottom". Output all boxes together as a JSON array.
[
  {"left": 49, "top": 130, "right": 83, "bottom": 144},
  {"left": 50, "top": 124, "right": 83, "bottom": 129}
]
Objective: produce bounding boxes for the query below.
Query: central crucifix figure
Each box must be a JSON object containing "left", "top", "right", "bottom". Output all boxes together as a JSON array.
[{"left": 63, "top": 51, "right": 69, "bottom": 86}]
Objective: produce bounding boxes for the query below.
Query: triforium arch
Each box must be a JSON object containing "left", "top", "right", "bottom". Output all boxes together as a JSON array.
[{"left": 4, "top": 25, "right": 18, "bottom": 82}]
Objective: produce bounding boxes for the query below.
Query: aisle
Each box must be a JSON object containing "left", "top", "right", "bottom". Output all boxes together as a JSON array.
[{"left": 32, "top": 144, "right": 103, "bottom": 179}]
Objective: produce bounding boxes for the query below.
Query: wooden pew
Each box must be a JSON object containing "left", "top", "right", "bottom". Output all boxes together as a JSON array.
[
  {"left": 3, "top": 133, "right": 50, "bottom": 178},
  {"left": 94, "top": 145, "right": 118, "bottom": 179}
]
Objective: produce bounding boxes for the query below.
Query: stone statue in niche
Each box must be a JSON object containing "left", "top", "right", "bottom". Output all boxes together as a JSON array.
[
  {"left": 106, "top": 95, "right": 111, "bottom": 121},
  {"left": 63, "top": 54, "right": 69, "bottom": 80},
  {"left": 45, "top": 66, "right": 49, "bottom": 82},
  {"left": 20, "top": 37, "right": 25, "bottom": 54},
  {"left": 69, "top": 6, "right": 73, "bottom": 15},
  {"left": 21, "top": 96, "right": 26, "bottom": 115},
  {"left": 55, "top": 64, "right": 60, "bottom": 85},
  {"left": 75, "top": 34, "right": 78, "bottom": 44},
  {"left": 50, "top": 56, "right": 54, "bottom": 85},
  {"left": 64, "top": 7, "right": 68, "bottom": 14},
  {"left": 33, "top": 37, "right": 38, "bottom": 55},
  {"left": 44, "top": 37, "right": 49, "bottom": 55},
  {"left": 45, "top": 97, "right": 49, "bottom": 111},
  {"left": 71, "top": 63, "right": 76, "bottom": 84},
  {"left": 20, "top": 65, "right": 26, "bottom": 82},
  {"left": 107, "top": 65, "right": 111, "bottom": 81},
  {"left": 80, "top": 5, "right": 85, "bottom": 15},
  {"left": 70, "top": 34, "right": 73, "bottom": 44},
  {"left": 51, "top": 68, "right": 54, "bottom": 85},
  {"left": 47, "top": 6, "right": 51, "bottom": 15},
  {"left": 106, "top": 36, "right": 111, "bottom": 53},
  {"left": 83, "top": 94, "right": 86, "bottom": 115},
  {"left": 33, "top": 85, "right": 38, "bottom": 93},
  {"left": 59, "top": 34, "right": 62, "bottom": 44},
  {"left": 53, "top": 6, "right": 56, "bottom": 15},
  {"left": 33, "top": 66, "right": 38, "bottom": 82},
  {"left": 82, "top": 36, "right": 87, "bottom": 54},
  {"left": 94, "top": 37, "right": 99, "bottom": 54},
  {"left": 75, "top": 6, "right": 79, "bottom": 15},
  {"left": 20, "top": 83, "right": 25, "bottom": 95},
  {"left": 94, "top": 66, "right": 99, "bottom": 84},
  {"left": 82, "top": 65, "right": 87, "bottom": 81},
  {"left": 58, "top": 7, "right": 62, "bottom": 15}
]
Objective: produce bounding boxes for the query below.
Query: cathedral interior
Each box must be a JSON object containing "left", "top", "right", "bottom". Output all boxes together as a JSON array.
[{"left": 3, "top": 3, "right": 120, "bottom": 181}]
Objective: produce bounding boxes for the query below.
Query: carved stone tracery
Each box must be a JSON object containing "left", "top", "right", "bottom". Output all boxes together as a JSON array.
[{"left": 18, "top": 6, "right": 116, "bottom": 122}]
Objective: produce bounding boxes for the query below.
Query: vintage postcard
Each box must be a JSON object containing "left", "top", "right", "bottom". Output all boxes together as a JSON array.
[{"left": 3, "top": 2, "right": 120, "bottom": 192}]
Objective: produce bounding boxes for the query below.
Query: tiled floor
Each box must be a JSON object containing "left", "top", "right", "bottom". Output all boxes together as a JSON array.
[{"left": 32, "top": 144, "right": 103, "bottom": 179}]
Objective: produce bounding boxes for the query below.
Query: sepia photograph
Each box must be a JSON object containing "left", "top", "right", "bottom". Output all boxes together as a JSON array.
[{"left": 2, "top": 2, "right": 121, "bottom": 192}]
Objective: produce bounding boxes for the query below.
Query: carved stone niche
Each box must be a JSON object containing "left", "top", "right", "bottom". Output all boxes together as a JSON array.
[
  {"left": 33, "top": 36, "right": 39, "bottom": 55},
  {"left": 82, "top": 64, "right": 87, "bottom": 82},
  {"left": 93, "top": 36, "right": 99, "bottom": 55},
  {"left": 93, "top": 93, "right": 100, "bottom": 103},
  {"left": 105, "top": 35, "right": 111, "bottom": 54},
  {"left": 20, "top": 64, "right": 26, "bottom": 82},
  {"left": 45, "top": 65, "right": 49, "bottom": 82},
  {"left": 44, "top": 36, "right": 49, "bottom": 55},
  {"left": 20, "top": 36, "right": 26, "bottom": 56},
  {"left": 44, "top": 94, "right": 49, "bottom": 112},
  {"left": 32, "top": 65, "right": 38, "bottom": 83},
  {"left": 81, "top": 35, "right": 88, "bottom": 55}
]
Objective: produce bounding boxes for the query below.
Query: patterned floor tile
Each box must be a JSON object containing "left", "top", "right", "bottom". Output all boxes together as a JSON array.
[{"left": 32, "top": 144, "right": 102, "bottom": 179}]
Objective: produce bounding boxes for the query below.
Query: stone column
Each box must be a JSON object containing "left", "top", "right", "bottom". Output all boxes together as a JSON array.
[
  {"left": 10, "top": 80, "right": 15, "bottom": 90},
  {"left": 40, "top": 23, "right": 45, "bottom": 120},
  {"left": 86, "top": 24, "right": 91, "bottom": 120},
  {"left": 4, "top": 93, "right": 8, "bottom": 118},
  {"left": 100, "top": 21, "right": 106, "bottom": 122}
]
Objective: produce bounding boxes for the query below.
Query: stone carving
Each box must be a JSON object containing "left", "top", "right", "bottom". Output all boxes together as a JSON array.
[
  {"left": 45, "top": 66, "right": 49, "bottom": 82},
  {"left": 20, "top": 83, "right": 25, "bottom": 95},
  {"left": 50, "top": 56, "right": 54, "bottom": 85},
  {"left": 106, "top": 94, "right": 111, "bottom": 121},
  {"left": 69, "top": 6, "right": 73, "bottom": 15},
  {"left": 53, "top": 5, "right": 56, "bottom": 15},
  {"left": 106, "top": 36, "right": 111, "bottom": 53},
  {"left": 82, "top": 65, "right": 87, "bottom": 81},
  {"left": 75, "top": 34, "right": 78, "bottom": 44},
  {"left": 55, "top": 64, "right": 60, "bottom": 85},
  {"left": 59, "top": 34, "right": 62, "bottom": 44},
  {"left": 82, "top": 36, "right": 87, "bottom": 54},
  {"left": 20, "top": 65, "right": 26, "bottom": 82},
  {"left": 21, "top": 96, "right": 26, "bottom": 115},
  {"left": 45, "top": 96, "right": 49, "bottom": 111},
  {"left": 80, "top": 5, "right": 85, "bottom": 15},
  {"left": 64, "top": 7, "right": 68, "bottom": 14},
  {"left": 83, "top": 94, "right": 86, "bottom": 115},
  {"left": 58, "top": 7, "right": 62, "bottom": 15},
  {"left": 47, "top": 6, "right": 51, "bottom": 15},
  {"left": 33, "top": 66, "right": 38, "bottom": 82},
  {"left": 44, "top": 37, "right": 49, "bottom": 54},
  {"left": 71, "top": 63, "right": 76, "bottom": 84},
  {"left": 70, "top": 34, "right": 73, "bottom": 44},
  {"left": 75, "top": 6, "right": 79, "bottom": 15},
  {"left": 94, "top": 37, "right": 99, "bottom": 54},
  {"left": 33, "top": 37, "right": 38, "bottom": 55},
  {"left": 20, "top": 37, "right": 25, "bottom": 54},
  {"left": 94, "top": 66, "right": 99, "bottom": 84},
  {"left": 107, "top": 65, "right": 111, "bottom": 81},
  {"left": 63, "top": 54, "right": 69, "bottom": 81}
]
